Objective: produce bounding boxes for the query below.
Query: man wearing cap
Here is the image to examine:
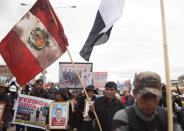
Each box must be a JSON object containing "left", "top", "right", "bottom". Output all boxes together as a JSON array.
[
  {"left": 112, "top": 71, "right": 182, "bottom": 131},
  {"left": 0, "top": 81, "right": 12, "bottom": 131},
  {"left": 89, "top": 81, "right": 125, "bottom": 131}
]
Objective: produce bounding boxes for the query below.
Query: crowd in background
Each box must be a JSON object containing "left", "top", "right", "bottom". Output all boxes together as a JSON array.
[{"left": 0, "top": 71, "right": 184, "bottom": 131}]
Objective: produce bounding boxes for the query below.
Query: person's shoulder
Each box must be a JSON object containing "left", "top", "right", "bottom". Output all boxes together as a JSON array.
[
  {"left": 1, "top": 93, "right": 11, "bottom": 102},
  {"left": 115, "top": 97, "right": 124, "bottom": 104},
  {"left": 114, "top": 97, "right": 125, "bottom": 107},
  {"left": 4, "top": 93, "right": 11, "bottom": 99},
  {"left": 113, "top": 109, "right": 128, "bottom": 121},
  {"left": 95, "top": 96, "right": 105, "bottom": 102},
  {"left": 42, "top": 89, "right": 48, "bottom": 94},
  {"left": 156, "top": 106, "right": 167, "bottom": 115},
  {"left": 113, "top": 108, "right": 129, "bottom": 131},
  {"left": 42, "top": 89, "right": 49, "bottom": 98}
]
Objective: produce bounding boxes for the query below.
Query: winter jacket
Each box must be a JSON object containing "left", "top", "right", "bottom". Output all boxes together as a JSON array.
[
  {"left": 89, "top": 96, "right": 124, "bottom": 131},
  {"left": 0, "top": 93, "right": 12, "bottom": 130}
]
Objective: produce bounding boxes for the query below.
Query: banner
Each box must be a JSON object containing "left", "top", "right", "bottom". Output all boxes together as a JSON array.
[
  {"left": 59, "top": 62, "right": 93, "bottom": 88},
  {"left": 117, "top": 79, "right": 132, "bottom": 92},
  {"left": 93, "top": 72, "right": 107, "bottom": 90},
  {"left": 13, "top": 94, "right": 53, "bottom": 129}
]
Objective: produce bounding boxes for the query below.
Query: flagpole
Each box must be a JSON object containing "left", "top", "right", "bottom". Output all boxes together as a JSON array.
[
  {"left": 66, "top": 47, "right": 103, "bottom": 131},
  {"left": 159, "top": 0, "right": 173, "bottom": 131},
  {"left": 46, "top": 1, "right": 102, "bottom": 130}
]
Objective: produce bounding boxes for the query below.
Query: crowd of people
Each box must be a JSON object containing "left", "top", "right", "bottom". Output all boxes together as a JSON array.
[{"left": 0, "top": 71, "right": 184, "bottom": 131}]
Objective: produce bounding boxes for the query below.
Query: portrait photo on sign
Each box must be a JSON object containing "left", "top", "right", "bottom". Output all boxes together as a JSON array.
[{"left": 49, "top": 101, "right": 69, "bottom": 129}]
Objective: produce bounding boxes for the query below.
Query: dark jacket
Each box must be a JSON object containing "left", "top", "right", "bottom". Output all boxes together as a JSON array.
[
  {"left": 125, "top": 95, "right": 134, "bottom": 107},
  {"left": 0, "top": 93, "right": 12, "bottom": 130},
  {"left": 126, "top": 106, "right": 167, "bottom": 131},
  {"left": 112, "top": 104, "right": 182, "bottom": 131},
  {"left": 76, "top": 95, "right": 96, "bottom": 131},
  {"left": 30, "top": 88, "right": 49, "bottom": 99},
  {"left": 89, "top": 96, "right": 125, "bottom": 131}
]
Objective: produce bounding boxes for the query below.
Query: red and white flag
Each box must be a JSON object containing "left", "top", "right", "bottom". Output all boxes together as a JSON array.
[{"left": 0, "top": 0, "right": 68, "bottom": 85}]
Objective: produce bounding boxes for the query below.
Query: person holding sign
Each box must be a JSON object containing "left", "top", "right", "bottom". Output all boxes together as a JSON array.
[
  {"left": 0, "top": 81, "right": 12, "bottom": 131},
  {"left": 27, "top": 79, "right": 49, "bottom": 131},
  {"left": 46, "top": 88, "right": 75, "bottom": 131}
]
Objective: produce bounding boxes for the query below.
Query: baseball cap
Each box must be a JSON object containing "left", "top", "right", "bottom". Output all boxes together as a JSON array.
[{"left": 134, "top": 71, "right": 162, "bottom": 97}]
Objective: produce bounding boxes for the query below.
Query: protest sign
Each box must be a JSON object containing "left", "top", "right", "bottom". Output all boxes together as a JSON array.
[
  {"left": 59, "top": 62, "right": 93, "bottom": 88},
  {"left": 49, "top": 102, "right": 69, "bottom": 129},
  {"left": 13, "top": 94, "right": 53, "bottom": 129},
  {"left": 93, "top": 72, "right": 107, "bottom": 90}
]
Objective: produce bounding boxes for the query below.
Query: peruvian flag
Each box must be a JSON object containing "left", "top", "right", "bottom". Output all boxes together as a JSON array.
[{"left": 0, "top": 0, "right": 68, "bottom": 85}]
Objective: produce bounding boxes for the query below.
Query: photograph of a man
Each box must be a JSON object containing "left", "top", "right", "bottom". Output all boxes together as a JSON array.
[{"left": 51, "top": 108, "right": 66, "bottom": 126}]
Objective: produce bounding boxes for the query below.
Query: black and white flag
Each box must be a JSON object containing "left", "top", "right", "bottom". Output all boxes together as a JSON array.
[{"left": 80, "top": 0, "right": 125, "bottom": 61}]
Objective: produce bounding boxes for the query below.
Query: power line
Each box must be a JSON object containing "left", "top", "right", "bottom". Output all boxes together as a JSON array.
[{"left": 20, "top": 2, "right": 77, "bottom": 9}]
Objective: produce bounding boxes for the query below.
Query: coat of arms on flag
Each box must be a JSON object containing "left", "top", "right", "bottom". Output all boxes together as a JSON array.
[
  {"left": 28, "top": 27, "right": 50, "bottom": 51},
  {"left": 0, "top": 0, "right": 68, "bottom": 85}
]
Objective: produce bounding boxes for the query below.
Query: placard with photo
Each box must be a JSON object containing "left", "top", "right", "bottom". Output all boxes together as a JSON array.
[
  {"left": 59, "top": 62, "right": 93, "bottom": 88},
  {"left": 49, "top": 101, "right": 69, "bottom": 129}
]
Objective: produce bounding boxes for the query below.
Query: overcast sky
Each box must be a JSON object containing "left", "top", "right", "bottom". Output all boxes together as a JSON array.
[{"left": 0, "top": 0, "right": 184, "bottom": 83}]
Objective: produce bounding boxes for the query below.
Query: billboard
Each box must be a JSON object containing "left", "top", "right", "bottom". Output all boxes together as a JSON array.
[
  {"left": 59, "top": 62, "right": 93, "bottom": 88},
  {"left": 93, "top": 72, "right": 107, "bottom": 90}
]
